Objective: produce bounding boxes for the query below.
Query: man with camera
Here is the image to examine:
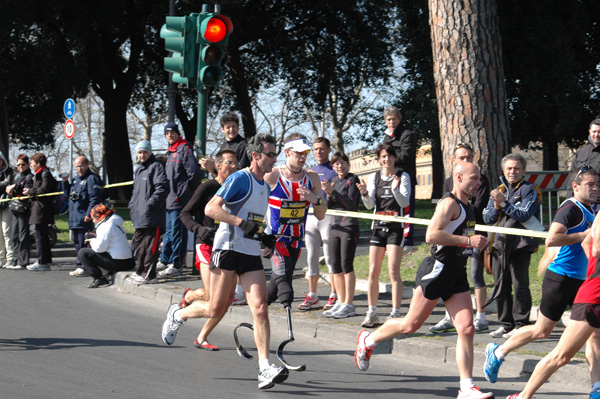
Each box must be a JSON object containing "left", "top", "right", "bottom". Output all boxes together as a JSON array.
[{"left": 61, "top": 156, "right": 103, "bottom": 277}]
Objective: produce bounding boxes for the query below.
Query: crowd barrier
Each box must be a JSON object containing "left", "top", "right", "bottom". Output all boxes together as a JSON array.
[{"left": 0, "top": 181, "right": 549, "bottom": 240}]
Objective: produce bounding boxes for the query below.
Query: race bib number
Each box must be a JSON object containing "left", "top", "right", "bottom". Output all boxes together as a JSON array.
[
  {"left": 279, "top": 201, "right": 306, "bottom": 225},
  {"left": 375, "top": 210, "right": 399, "bottom": 226}
]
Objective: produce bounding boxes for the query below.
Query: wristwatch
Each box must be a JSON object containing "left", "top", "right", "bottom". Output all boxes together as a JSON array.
[
  {"left": 500, "top": 201, "right": 507, "bottom": 208},
  {"left": 315, "top": 196, "right": 322, "bottom": 206}
]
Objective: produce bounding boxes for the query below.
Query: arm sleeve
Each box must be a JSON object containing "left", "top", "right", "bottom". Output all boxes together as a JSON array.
[
  {"left": 392, "top": 172, "right": 411, "bottom": 208},
  {"left": 503, "top": 184, "right": 540, "bottom": 222},
  {"left": 147, "top": 164, "right": 169, "bottom": 211},
  {"left": 396, "top": 129, "right": 416, "bottom": 166},
  {"left": 90, "top": 224, "right": 111, "bottom": 253},
  {"left": 482, "top": 196, "right": 500, "bottom": 225},
  {"left": 361, "top": 173, "right": 375, "bottom": 209},
  {"left": 183, "top": 145, "right": 202, "bottom": 189},
  {"left": 86, "top": 175, "right": 103, "bottom": 217},
  {"left": 330, "top": 175, "right": 361, "bottom": 211},
  {"left": 216, "top": 172, "right": 251, "bottom": 203}
]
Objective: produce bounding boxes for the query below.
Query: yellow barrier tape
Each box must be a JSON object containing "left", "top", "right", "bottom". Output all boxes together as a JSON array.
[
  {"left": 325, "top": 209, "right": 549, "bottom": 239},
  {"left": 0, "top": 181, "right": 134, "bottom": 202}
]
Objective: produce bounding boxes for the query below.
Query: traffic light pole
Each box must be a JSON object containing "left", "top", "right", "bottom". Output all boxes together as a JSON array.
[
  {"left": 167, "top": 0, "right": 177, "bottom": 123},
  {"left": 197, "top": 88, "right": 207, "bottom": 156}
]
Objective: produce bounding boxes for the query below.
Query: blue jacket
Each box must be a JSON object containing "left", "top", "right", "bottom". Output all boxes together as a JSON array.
[
  {"left": 129, "top": 154, "right": 168, "bottom": 229},
  {"left": 63, "top": 168, "right": 103, "bottom": 230},
  {"left": 165, "top": 138, "right": 201, "bottom": 210}
]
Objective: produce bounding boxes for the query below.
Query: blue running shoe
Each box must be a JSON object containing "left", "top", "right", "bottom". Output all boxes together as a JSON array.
[
  {"left": 590, "top": 388, "right": 600, "bottom": 399},
  {"left": 483, "top": 342, "right": 504, "bottom": 383}
]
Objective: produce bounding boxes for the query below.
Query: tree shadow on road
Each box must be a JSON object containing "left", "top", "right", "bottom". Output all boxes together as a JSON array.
[{"left": 0, "top": 337, "right": 165, "bottom": 351}]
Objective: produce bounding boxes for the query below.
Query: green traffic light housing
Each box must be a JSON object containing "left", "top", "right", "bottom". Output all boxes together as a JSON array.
[{"left": 160, "top": 14, "right": 199, "bottom": 88}]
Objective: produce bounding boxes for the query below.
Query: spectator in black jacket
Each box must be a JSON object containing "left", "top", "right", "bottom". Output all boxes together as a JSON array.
[
  {"left": 568, "top": 118, "right": 600, "bottom": 212},
  {"left": 23, "top": 153, "right": 54, "bottom": 271},
  {"left": 382, "top": 106, "right": 417, "bottom": 250},
  {"left": 199, "top": 111, "right": 250, "bottom": 176},
  {"left": 128, "top": 140, "right": 168, "bottom": 285},
  {"left": 61, "top": 156, "right": 103, "bottom": 277}
]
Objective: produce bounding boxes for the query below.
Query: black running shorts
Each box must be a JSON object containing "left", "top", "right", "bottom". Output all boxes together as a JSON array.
[
  {"left": 416, "top": 256, "right": 470, "bottom": 301},
  {"left": 540, "top": 269, "right": 584, "bottom": 322},
  {"left": 210, "top": 250, "right": 263, "bottom": 275},
  {"left": 571, "top": 303, "right": 600, "bottom": 328},
  {"left": 369, "top": 228, "right": 404, "bottom": 247}
]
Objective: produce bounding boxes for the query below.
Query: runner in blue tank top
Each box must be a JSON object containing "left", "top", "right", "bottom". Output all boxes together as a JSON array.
[{"left": 484, "top": 167, "right": 600, "bottom": 389}]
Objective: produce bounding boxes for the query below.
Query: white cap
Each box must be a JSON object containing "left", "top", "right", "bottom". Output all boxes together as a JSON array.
[{"left": 284, "top": 137, "right": 311, "bottom": 153}]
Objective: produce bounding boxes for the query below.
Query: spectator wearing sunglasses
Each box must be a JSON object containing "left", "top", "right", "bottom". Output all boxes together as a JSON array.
[{"left": 568, "top": 118, "right": 600, "bottom": 212}]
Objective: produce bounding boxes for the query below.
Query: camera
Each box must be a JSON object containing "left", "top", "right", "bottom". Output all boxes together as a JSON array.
[
  {"left": 59, "top": 172, "right": 69, "bottom": 179},
  {"left": 69, "top": 191, "right": 80, "bottom": 201},
  {"left": 85, "top": 232, "right": 95, "bottom": 240}
]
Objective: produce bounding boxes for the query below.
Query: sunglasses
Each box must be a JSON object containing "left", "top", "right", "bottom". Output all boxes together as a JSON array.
[
  {"left": 455, "top": 142, "right": 473, "bottom": 152},
  {"left": 218, "top": 161, "right": 237, "bottom": 166},
  {"left": 576, "top": 165, "right": 594, "bottom": 180},
  {"left": 16, "top": 163, "right": 27, "bottom": 167},
  {"left": 260, "top": 151, "right": 277, "bottom": 159}
]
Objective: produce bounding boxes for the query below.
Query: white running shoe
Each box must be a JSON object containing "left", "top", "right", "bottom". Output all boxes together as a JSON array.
[
  {"left": 69, "top": 268, "right": 86, "bottom": 277},
  {"left": 161, "top": 304, "right": 183, "bottom": 345},
  {"left": 354, "top": 329, "right": 373, "bottom": 371},
  {"left": 430, "top": 316, "right": 456, "bottom": 333},
  {"left": 360, "top": 311, "right": 379, "bottom": 328},
  {"left": 386, "top": 310, "right": 402, "bottom": 321},
  {"left": 333, "top": 304, "right": 357, "bottom": 319},
  {"left": 27, "top": 263, "right": 51, "bottom": 271},
  {"left": 474, "top": 318, "right": 489, "bottom": 333},
  {"left": 456, "top": 386, "right": 494, "bottom": 399},
  {"left": 297, "top": 294, "right": 320, "bottom": 310},
  {"left": 323, "top": 302, "right": 343, "bottom": 317},
  {"left": 158, "top": 265, "right": 181, "bottom": 277},
  {"left": 156, "top": 261, "right": 169, "bottom": 271},
  {"left": 502, "top": 327, "right": 519, "bottom": 339},
  {"left": 489, "top": 326, "right": 510, "bottom": 338},
  {"left": 258, "top": 364, "right": 289, "bottom": 389}
]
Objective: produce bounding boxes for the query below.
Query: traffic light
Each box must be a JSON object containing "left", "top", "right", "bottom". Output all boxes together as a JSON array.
[
  {"left": 197, "top": 14, "right": 233, "bottom": 88},
  {"left": 160, "top": 14, "right": 199, "bottom": 88}
]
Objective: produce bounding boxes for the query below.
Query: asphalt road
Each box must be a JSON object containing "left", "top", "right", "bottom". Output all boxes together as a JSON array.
[{"left": 0, "top": 264, "right": 591, "bottom": 399}]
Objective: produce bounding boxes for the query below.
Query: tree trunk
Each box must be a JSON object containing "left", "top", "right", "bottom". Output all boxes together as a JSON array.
[
  {"left": 431, "top": 135, "right": 445, "bottom": 199},
  {"left": 103, "top": 97, "right": 133, "bottom": 201},
  {"left": 0, "top": 93, "right": 8, "bottom": 160},
  {"left": 228, "top": 43, "right": 257, "bottom": 139},
  {"left": 429, "top": 0, "right": 510, "bottom": 186},
  {"left": 542, "top": 140, "right": 559, "bottom": 170}
]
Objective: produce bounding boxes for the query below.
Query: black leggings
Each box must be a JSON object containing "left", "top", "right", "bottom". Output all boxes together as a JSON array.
[{"left": 329, "top": 225, "right": 359, "bottom": 274}]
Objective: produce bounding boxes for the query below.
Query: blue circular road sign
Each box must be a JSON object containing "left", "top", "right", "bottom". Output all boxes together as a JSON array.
[{"left": 64, "top": 98, "right": 75, "bottom": 119}]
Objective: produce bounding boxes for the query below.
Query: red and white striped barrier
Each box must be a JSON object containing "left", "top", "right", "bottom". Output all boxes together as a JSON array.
[{"left": 525, "top": 171, "right": 569, "bottom": 191}]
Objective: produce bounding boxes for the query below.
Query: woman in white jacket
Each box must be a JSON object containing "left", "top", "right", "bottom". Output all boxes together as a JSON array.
[{"left": 79, "top": 204, "right": 134, "bottom": 288}]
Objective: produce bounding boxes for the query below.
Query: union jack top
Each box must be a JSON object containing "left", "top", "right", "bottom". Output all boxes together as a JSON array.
[{"left": 266, "top": 171, "right": 313, "bottom": 248}]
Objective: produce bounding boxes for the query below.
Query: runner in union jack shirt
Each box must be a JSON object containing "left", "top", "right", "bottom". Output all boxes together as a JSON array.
[{"left": 264, "top": 134, "right": 327, "bottom": 308}]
